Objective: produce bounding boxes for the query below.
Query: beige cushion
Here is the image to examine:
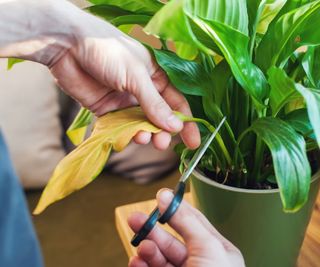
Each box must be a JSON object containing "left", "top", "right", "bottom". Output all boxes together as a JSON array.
[{"left": 0, "top": 60, "right": 65, "bottom": 189}]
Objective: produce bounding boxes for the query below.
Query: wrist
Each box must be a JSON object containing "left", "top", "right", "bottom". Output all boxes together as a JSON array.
[{"left": 0, "top": 0, "right": 83, "bottom": 66}]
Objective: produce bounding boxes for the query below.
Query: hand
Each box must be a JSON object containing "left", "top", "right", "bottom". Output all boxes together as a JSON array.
[
  {"left": 0, "top": 0, "right": 200, "bottom": 150},
  {"left": 128, "top": 190, "right": 245, "bottom": 267},
  {"left": 49, "top": 2, "right": 200, "bottom": 150}
]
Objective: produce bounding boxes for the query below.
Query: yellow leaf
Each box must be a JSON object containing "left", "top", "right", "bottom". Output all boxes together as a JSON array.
[{"left": 34, "top": 107, "right": 161, "bottom": 214}]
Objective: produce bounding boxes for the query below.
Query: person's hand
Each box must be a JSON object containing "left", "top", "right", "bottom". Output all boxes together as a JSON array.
[
  {"left": 128, "top": 190, "right": 245, "bottom": 267},
  {"left": 51, "top": 17, "right": 201, "bottom": 150},
  {"left": 0, "top": 0, "right": 200, "bottom": 150}
]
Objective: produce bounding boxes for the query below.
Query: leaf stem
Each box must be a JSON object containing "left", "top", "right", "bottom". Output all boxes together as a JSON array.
[{"left": 175, "top": 112, "right": 232, "bottom": 166}]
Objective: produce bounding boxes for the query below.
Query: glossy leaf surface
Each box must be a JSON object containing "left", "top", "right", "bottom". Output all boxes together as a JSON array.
[
  {"left": 88, "top": 0, "right": 163, "bottom": 15},
  {"left": 249, "top": 117, "right": 311, "bottom": 212},
  {"left": 256, "top": 1, "right": 320, "bottom": 71}
]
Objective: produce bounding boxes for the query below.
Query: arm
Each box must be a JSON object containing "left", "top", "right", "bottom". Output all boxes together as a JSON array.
[{"left": 0, "top": 0, "right": 200, "bottom": 150}]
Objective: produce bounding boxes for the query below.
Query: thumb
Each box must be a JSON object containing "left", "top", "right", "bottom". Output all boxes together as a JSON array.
[
  {"left": 156, "top": 189, "right": 211, "bottom": 243},
  {"left": 132, "top": 70, "right": 183, "bottom": 133}
]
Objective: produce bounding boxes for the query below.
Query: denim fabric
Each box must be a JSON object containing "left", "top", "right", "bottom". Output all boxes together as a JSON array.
[{"left": 0, "top": 132, "right": 43, "bottom": 267}]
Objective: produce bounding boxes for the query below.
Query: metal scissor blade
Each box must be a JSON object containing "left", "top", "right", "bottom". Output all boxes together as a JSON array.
[{"left": 179, "top": 117, "right": 226, "bottom": 183}]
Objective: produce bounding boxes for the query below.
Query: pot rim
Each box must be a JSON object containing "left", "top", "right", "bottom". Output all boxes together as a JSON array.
[{"left": 192, "top": 168, "right": 320, "bottom": 194}]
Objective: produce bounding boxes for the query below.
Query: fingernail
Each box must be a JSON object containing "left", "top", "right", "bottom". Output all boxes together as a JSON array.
[
  {"left": 159, "top": 190, "right": 174, "bottom": 206},
  {"left": 167, "top": 114, "right": 183, "bottom": 132}
]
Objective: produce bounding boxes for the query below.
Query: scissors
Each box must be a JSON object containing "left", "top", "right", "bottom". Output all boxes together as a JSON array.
[{"left": 131, "top": 117, "right": 226, "bottom": 247}]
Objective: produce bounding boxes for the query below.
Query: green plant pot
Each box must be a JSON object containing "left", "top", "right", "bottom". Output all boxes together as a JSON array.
[{"left": 190, "top": 170, "right": 320, "bottom": 267}]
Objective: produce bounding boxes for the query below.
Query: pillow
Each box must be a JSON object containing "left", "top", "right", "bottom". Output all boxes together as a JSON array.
[{"left": 0, "top": 60, "right": 65, "bottom": 189}]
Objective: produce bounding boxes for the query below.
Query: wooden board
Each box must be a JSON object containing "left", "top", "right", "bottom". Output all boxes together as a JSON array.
[{"left": 115, "top": 192, "right": 320, "bottom": 266}]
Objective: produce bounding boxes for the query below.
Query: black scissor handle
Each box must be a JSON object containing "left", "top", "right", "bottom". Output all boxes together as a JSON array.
[
  {"left": 158, "top": 182, "right": 186, "bottom": 224},
  {"left": 131, "top": 207, "right": 160, "bottom": 247},
  {"left": 130, "top": 182, "right": 186, "bottom": 247}
]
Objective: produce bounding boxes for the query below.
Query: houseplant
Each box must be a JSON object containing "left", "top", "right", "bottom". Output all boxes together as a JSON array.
[{"left": 33, "top": 0, "right": 320, "bottom": 266}]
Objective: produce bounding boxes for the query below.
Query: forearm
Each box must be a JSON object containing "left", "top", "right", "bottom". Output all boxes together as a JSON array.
[{"left": 0, "top": 0, "right": 81, "bottom": 65}]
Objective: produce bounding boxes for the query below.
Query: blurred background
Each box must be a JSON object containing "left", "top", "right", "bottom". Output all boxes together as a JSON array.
[{"left": 0, "top": 0, "right": 181, "bottom": 266}]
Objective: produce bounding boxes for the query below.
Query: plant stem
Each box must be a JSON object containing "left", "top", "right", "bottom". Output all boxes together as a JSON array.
[{"left": 175, "top": 112, "right": 233, "bottom": 166}]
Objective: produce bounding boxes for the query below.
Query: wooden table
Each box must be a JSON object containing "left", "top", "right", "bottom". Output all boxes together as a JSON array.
[{"left": 115, "top": 192, "right": 320, "bottom": 267}]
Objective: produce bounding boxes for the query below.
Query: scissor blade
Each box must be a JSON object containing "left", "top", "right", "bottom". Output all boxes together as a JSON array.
[{"left": 180, "top": 117, "right": 226, "bottom": 183}]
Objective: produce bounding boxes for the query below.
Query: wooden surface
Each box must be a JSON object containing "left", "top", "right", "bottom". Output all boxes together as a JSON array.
[{"left": 115, "top": 192, "right": 320, "bottom": 267}]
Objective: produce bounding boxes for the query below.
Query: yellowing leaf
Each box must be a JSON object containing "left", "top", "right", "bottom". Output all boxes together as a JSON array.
[
  {"left": 34, "top": 107, "right": 161, "bottom": 214},
  {"left": 66, "top": 108, "right": 93, "bottom": 146}
]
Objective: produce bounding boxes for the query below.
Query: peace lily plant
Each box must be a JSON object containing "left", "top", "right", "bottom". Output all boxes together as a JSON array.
[{"left": 32, "top": 0, "right": 320, "bottom": 224}]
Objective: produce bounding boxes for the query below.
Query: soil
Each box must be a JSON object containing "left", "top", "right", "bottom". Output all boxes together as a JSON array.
[{"left": 203, "top": 150, "right": 320, "bottom": 190}]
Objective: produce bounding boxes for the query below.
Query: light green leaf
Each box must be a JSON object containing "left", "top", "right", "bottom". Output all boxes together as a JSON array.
[
  {"left": 153, "top": 49, "right": 211, "bottom": 96},
  {"left": 67, "top": 108, "right": 93, "bottom": 146},
  {"left": 144, "top": 0, "right": 211, "bottom": 55},
  {"left": 175, "top": 42, "right": 198, "bottom": 60},
  {"left": 184, "top": 0, "right": 249, "bottom": 35},
  {"left": 189, "top": 18, "right": 269, "bottom": 106},
  {"left": 268, "top": 67, "right": 301, "bottom": 115},
  {"left": 7, "top": 58, "right": 24, "bottom": 70},
  {"left": 87, "top": 0, "right": 163, "bottom": 15},
  {"left": 249, "top": 117, "right": 311, "bottom": 212},
  {"left": 256, "top": 0, "right": 286, "bottom": 34},
  {"left": 256, "top": 1, "right": 320, "bottom": 72}
]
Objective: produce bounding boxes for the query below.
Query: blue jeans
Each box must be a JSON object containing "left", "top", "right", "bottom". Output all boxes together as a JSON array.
[{"left": 0, "top": 132, "right": 43, "bottom": 267}]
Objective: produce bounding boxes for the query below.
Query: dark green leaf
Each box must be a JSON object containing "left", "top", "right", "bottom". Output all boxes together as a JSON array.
[
  {"left": 256, "top": 1, "right": 320, "bottom": 72},
  {"left": 87, "top": 5, "right": 151, "bottom": 26},
  {"left": 153, "top": 49, "right": 211, "bottom": 96},
  {"left": 302, "top": 46, "right": 320, "bottom": 88},
  {"left": 87, "top": 0, "right": 163, "bottom": 15},
  {"left": 284, "top": 109, "right": 315, "bottom": 139},
  {"left": 249, "top": 117, "right": 311, "bottom": 212}
]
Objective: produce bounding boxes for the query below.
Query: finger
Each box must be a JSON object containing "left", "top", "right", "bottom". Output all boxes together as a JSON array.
[
  {"left": 129, "top": 256, "right": 148, "bottom": 267},
  {"left": 134, "top": 131, "right": 152, "bottom": 145},
  {"left": 156, "top": 190, "right": 212, "bottom": 243},
  {"left": 128, "top": 212, "right": 187, "bottom": 266},
  {"left": 137, "top": 240, "right": 170, "bottom": 267},
  {"left": 161, "top": 84, "right": 200, "bottom": 150},
  {"left": 152, "top": 131, "right": 172, "bottom": 151},
  {"left": 132, "top": 67, "right": 183, "bottom": 133},
  {"left": 151, "top": 67, "right": 200, "bottom": 149}
]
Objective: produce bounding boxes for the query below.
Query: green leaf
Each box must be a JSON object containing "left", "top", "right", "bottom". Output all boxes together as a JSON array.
[
  {"left": 87, "top": 5, "right": 151, "bottom": 26},
  {"left": 184, "top": 0, "right": 249, "bottom": 35},
  {"left": 7, "top": 58, "right": 24, "bottom": 70},
  {"left": 302, "top": 46, "right": 320, "bottom": 88},
  {"left": 67, "top": 108, "right": 93, "bottom": 146},
  {"left": 295, "top": 84, "right": 320, "bottom": 146},
  {"left": 175, "top": 42, "right": 198, "bottom": 60},
  {"left": 256, "top": 1, "right": 320, "bottom": 72},
  {"left": 144, "top": 0, "right": 211, "bottom": 55},
  {"left": 87, "top": 0, "right": 163, "bottom": 15},
  {"left": 189, "top": 18, "right": 269, "bottom": 106},
  {"left": 249, "top": 117, "right": 311, "bottom": 212},
  {"left": 256, "top": 0, "right": 286, "bottom": 34},
  {"left": 267, "top": 67, "right": 301, "bottom": 115},
  {"left": 268, "top": 67, "right": 320, "bottom": 146},
  {"left": 153, "top": 49, "right": 211, "bottom": 96},
  {"left": 284, "top": 109, "right": 315, "bottom": 139}
]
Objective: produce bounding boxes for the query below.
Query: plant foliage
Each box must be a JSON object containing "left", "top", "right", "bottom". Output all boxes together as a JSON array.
[{"left": 36, "top": 0, "right": 320, "bottom": 213}]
